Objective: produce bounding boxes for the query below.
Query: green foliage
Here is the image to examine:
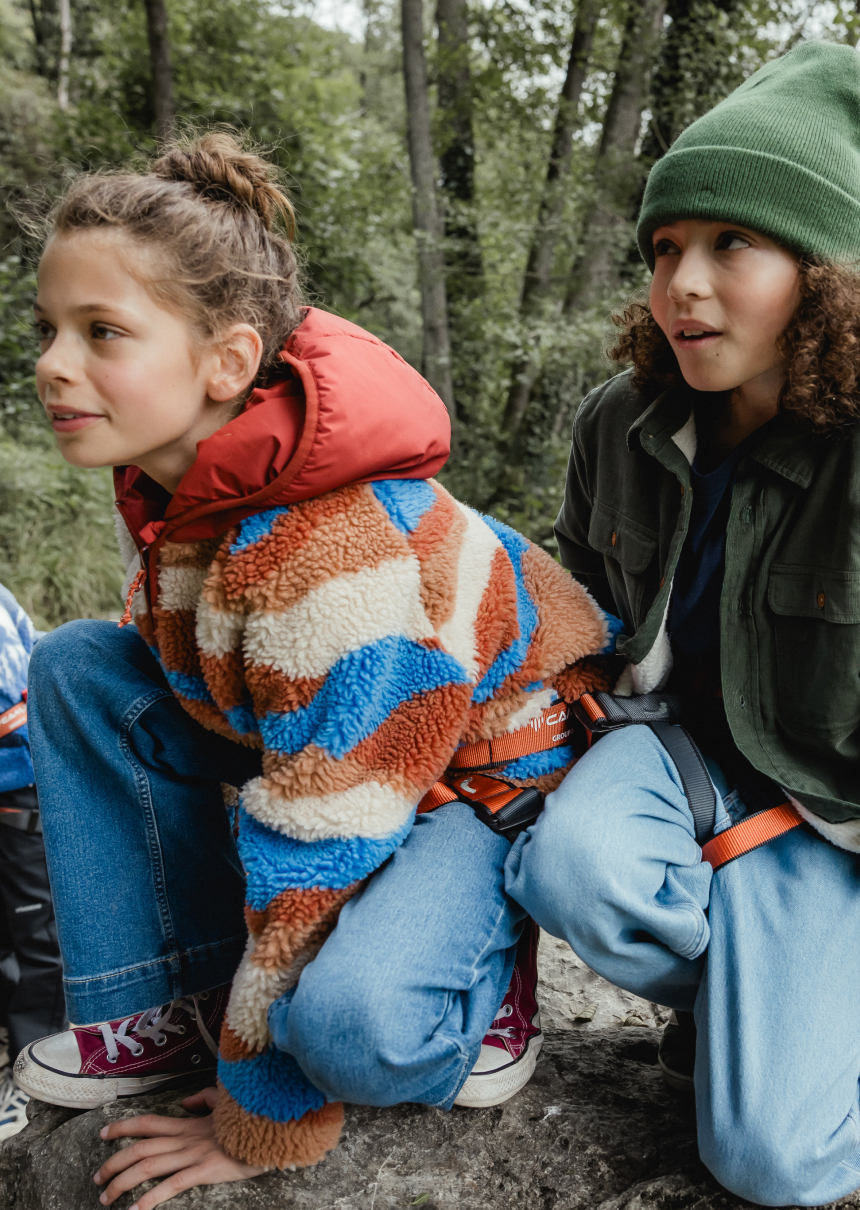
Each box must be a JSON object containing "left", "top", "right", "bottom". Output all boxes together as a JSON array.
[{"left": 0, "top": 0, "right": 846, "bottom": 632}]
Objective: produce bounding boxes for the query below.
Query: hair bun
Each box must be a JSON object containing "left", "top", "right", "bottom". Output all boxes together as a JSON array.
[{"left": 153, "top": 131, "right": 295, "bottom": 238}]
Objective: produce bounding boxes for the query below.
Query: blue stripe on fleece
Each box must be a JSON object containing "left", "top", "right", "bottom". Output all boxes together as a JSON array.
[
  {"left": 217, "top": 1045, "right": 326, "bottom": 1123},
  {"left": 371, "top": 479, "right": 436, "bottom": 534},
  {"left": 162, "top": 668, "right": 217, "bottom": 706},
  {"left": 471, "top": 516, "right": 539, "bottom": 704},
  {"left": 238, "top": 808, "right": 415, "bottom": 907},
  {"left": 497, "top": 744, "right": 576, "bottom": 781},
  {"left": 229, "top": 507, "right": 289, "bottom": 554},
  {"left": 258, "top": 634, "right": 470, "bottom": 759},
  {"left": 225, "top": 702, "right": 258, "bottom": 735}
]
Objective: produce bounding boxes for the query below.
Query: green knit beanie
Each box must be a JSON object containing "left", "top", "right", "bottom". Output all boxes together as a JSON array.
[{"left": 637, "top": 41, "right": 860, "bottom": 269}]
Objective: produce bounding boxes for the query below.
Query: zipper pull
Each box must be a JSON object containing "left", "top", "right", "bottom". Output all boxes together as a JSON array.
[{"left": 119, "top": 567, "right": 147, "bottom": 628}]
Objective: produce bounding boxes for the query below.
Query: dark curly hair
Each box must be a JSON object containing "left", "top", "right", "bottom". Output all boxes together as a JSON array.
[{"left": 608, "top": 260, "right": 860, "bottom": 432}]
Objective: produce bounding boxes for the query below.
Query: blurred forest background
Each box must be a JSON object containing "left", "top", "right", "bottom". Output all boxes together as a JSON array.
[{"left": 0, "top": 0, "right": 858, "bottom": 628}]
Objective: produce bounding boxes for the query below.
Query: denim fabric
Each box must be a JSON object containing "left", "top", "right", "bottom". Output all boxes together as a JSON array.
[
  {"left": 28, "top": 620, "right": 520, "bottom": 1109},
  {"left": 506, "top": 724, "right": 860, "bottom": 1207},
  {"left": 28, "top": 620, "right": 259, "bottom": 1023},
  {"left": 270, "top": 800, "right": 523, "bottom": 1109}
]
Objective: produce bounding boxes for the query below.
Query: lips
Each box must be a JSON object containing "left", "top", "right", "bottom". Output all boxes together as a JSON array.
[
  {"left": 671, "top": 321, "right": 722, "bottom": 346},
  {"left": 47, "top": 407, "right": 105, "bottom": 433}
]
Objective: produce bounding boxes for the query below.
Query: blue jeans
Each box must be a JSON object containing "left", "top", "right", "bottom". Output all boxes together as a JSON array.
[
  {"left": 27, "top": 620, "right": 521, "bottom": 1109},
  {"left": 507, "top": 724, "right": 860, "bottom": 1207}
]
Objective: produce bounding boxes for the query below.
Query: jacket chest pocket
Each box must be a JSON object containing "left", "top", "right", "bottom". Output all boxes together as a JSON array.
[
  {"left": 589, "top": 501, "right": 658, "bottom": 628},
  {"left": 768, "top": 565, "right": 860, "bottom": 740}
]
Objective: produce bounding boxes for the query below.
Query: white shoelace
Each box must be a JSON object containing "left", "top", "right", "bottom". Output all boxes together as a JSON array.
[
  {"left": 99, "top": 992, "right": 218, "bottom": 1064},
  {"left": 0, "top": 1069, "right": 29, "bottom": 1122},
  {"left": 487, "top": 1001, "right": 516, "bottom": 1040}
]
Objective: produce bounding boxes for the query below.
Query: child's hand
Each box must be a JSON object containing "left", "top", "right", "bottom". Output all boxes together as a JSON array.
[{"left": 92, "top": 1087, "right": 268, "bottom": 1208}]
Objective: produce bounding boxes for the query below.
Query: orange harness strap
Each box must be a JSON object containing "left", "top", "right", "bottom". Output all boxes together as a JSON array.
[
  {"left": 0, "top": 700, "right": 27, "bottom": 741},
  {"left": 447, "top": 703, "right": 573, "bottom": 770},
  {"left": 418, "top": 701, "right": 574, "bottom": 814},
  {"left": 701, "top": 802, "right": 803, "bottom": 871}
]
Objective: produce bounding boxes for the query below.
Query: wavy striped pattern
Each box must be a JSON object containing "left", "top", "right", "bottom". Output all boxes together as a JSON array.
[{"left": 128, "top": 476, "right": 609, "bottom": 1171}]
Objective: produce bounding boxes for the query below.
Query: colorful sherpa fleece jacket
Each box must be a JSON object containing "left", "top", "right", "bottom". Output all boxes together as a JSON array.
[{"left": 114, "top": 308, "right": 612, "bottom": 1171}]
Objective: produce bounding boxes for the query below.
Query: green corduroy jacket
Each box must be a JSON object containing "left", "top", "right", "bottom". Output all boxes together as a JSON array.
[{"left": 556, "top": 369, "right": 860, "bottom": 829}]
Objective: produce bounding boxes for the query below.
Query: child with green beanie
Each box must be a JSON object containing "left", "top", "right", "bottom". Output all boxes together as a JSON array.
[{"left": 505, "top": 39, "right": 860, "bottom": 1207}]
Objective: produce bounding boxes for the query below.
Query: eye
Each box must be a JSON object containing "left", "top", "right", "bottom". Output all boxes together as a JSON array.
[
  {"left": 716, "top": 230, "right": 751, "bottom": 251},
  {"left": 32, "top": 320, "right": 55, "bottom": 344},
  {"left": 653, "top": 238, "right": 681, "bottom": 258},
  {"left": 91, "top": 323, "right": 122, "bottom": 341}
]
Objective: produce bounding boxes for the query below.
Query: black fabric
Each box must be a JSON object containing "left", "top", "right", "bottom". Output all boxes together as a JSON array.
[
  {"left": 649, "top": 720, "right": 716, "bottom": 843},
  {"left": 0, "top": 786, "right": 65, "bottom": 1055}
]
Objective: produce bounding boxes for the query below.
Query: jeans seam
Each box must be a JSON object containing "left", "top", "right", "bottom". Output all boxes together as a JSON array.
[
  {"left": 118, "top": 688, "right": 180, "bottom": 982},
  {"left": 61, "top": 932, "right": 248, "bottom": 986}
]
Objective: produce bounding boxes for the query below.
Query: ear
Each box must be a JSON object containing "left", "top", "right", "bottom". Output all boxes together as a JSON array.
[{"left": 206, "top": 324, "right": 264, "bottom": 402}]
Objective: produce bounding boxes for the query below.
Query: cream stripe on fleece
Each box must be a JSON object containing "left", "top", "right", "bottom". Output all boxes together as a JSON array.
[
  {"left": 503, "top": 687, "right": 556, "bottom": 733},
  {"left": 791, "top": 796, "right": 860, "bottom": 854},
  {"left": 241, "top": 777, "right": 415, "bottom": 842},
  {"left": 158, "top": 565, "right": 209, "bottom": 614},
  {"left": 242, "top": 556, "right": 434, "bottom": 680},
  {"left": 225, "top": 936, "right": 315, "bottom": 1053},
  {"left": 197, "top": 595, "right": 247, "bottom": 658},
  {"left": 436, "top": 503, "right": 502, "bottom": 683}
]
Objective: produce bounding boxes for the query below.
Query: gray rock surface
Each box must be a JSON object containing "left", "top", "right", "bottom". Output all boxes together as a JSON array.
[
  {"left": 2, "top": 1028, "right": 859, "bottom": 1210},
  {"left": 0, "top": 938, "right": 853, "bottom": 1209}
]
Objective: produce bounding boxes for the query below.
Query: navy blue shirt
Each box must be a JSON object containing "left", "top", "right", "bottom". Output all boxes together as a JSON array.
[{"left": 667, "top": 424, "right": 782, "bottom": 807}]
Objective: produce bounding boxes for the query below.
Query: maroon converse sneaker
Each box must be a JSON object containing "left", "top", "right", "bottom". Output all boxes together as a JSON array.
[
  {"left": 13, "top": 986, "right": 228, "bottom": 1109},
  {"left": 454, "top": 919, "right": 543, "bottom": 1108}
]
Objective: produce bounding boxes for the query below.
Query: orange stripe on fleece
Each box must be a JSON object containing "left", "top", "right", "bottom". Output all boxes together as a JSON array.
[
  {"left": 158, "top": 536, "right": 223, "bottom": 569},
  {"left": 260, "top": 746, "right": 417, "bottom": 802},
  {"left": 472, "top": 546, "right": 520, "bottom": 682},
  {"left": 152, "top": 609, "right": 205, "bottom": 679},
  {"left": 218, "top": 1019, "right": 260, "bottom": 1063},
  {"left": 349, "top": 681, "right": 473, "bottom": 785},
  {"left": 221, "top": 486, "right": 409, "bottom": 613},
  {"left": 214, "top": 1085, "right": 344, "bottom": 1169},
  {"left": 407, "top": 485, "right": 464, "bottom": 630},
  {"left": 245, "top": 883, "right": 362, "bottom": 937},
  {"left": 244, "top": 664, "right": 327, "bottom": 716},
  {"left": 200, "top": 649, "right": 252, "bottom": 713},
  {"left": 247, "top": 884, "right": 361, "bottom": 970}
]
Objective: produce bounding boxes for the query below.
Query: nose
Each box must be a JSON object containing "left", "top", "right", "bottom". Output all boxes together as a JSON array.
[
  {"left": 35, "top": 330, "right": 80, "bottom": 393},
  {"left": 666, "top": 246, "right": 714, "bottom": 303}
]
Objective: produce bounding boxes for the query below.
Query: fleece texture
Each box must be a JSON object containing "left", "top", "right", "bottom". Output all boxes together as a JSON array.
[{"left": 115, "top": 309, "right": 611, "bottom": 1169}]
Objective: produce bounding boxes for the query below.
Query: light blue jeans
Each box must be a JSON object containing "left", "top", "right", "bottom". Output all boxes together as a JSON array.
[
  {"left": 507, "top": 724, "right": 860, "bottom": 1207},
  {"left": 27, "top": 620, "right": 522, "bottom": 1110}
]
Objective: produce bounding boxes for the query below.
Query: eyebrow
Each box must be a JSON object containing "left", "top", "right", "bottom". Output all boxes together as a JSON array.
[{"left": 32, "top": 303, "right": 130, "bottom": 315}]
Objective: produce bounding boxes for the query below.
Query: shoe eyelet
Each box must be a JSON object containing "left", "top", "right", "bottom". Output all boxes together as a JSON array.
[
  {"left": 154, "top": 1036, "right": 167, "bottom": 1047},
  {"left": 176, "top": 1025, "right": 186, "bottom": 1035},
  {"left": 106, "top": 1055, "right": 117, "bottom": 1064},
  {"left": 198, "top": 992, "right": 209, "bottom": 1001},
  {"left": 133, "top": 1045, "right": 144, "bottom": 1057},
  {"left": 191, "top": 1054, "right": 201, "bottom": 1064}
]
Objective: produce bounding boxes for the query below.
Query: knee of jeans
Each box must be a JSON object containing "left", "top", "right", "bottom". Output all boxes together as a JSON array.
[
  {"left": 511, "top": 791, "right": 628, "bottom": 950},
  {"left": 286, "top": 959, "right": 416, "bottom": 1106},
  {"left": 29, "top": 619, "right": 118, "bottom": 692},
  {"left": 702, "top": 1123, "right": 828, "bottom": 1207}
]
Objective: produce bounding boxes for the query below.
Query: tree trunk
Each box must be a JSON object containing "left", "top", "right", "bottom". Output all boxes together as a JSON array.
[
  {"left": 564, "top": 0, "right": 666, "bottom": 313},
  {"left": 143, "top": 0, "right": 177, "bottom": 141},
  {"left": 402, "top": 0, "right": 456, "bottom": 418},
  {"left": 28, "top": 0, "right": 54, "bottom": 81},
  {"left": 502, "top": 0, "right": 601, "bottom": 434},
  {"left": 436, "top": 0, "right": 481, "bottom": 417},
  {"left": 57, "top": 0, "right": 71, "bottom": 110},
  {"left": 641, "top": 0, "right": 744, "bottom": 165}
]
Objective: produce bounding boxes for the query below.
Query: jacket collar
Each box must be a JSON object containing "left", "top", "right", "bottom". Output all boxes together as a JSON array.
[{"left": 628, "top": 383, "right": 830, "bottom": 488}]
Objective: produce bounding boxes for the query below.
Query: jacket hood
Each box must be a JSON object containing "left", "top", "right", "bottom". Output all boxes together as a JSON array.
[{"left": 115, "top": 307, "right": 451, "bottom": 549}]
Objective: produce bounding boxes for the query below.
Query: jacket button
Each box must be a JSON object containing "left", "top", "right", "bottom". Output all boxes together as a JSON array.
[
  {"left": 611, "top": 531, "right": 617, "bottom": 546},
  {"left": 817, "top": 592, "right": 826, "bottom": 609}
]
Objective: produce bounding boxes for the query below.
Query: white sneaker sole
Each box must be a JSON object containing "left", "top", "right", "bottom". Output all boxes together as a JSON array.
[
  {"left": 14, "top": 1047, "right": 213, "bottom": 1110},
  {"left": 454, "top": 1034, "right": 543, "bottom": 1109}
]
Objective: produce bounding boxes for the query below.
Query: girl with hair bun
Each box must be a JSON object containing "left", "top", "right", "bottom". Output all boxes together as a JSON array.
[{"left": 15, "top": 131, "right": 612, "bottom": 1204}]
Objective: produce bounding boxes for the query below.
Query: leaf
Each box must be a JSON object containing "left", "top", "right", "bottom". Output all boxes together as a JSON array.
[{"left": 411, "top": 1196, "right": 431, "bottom": 1205}]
